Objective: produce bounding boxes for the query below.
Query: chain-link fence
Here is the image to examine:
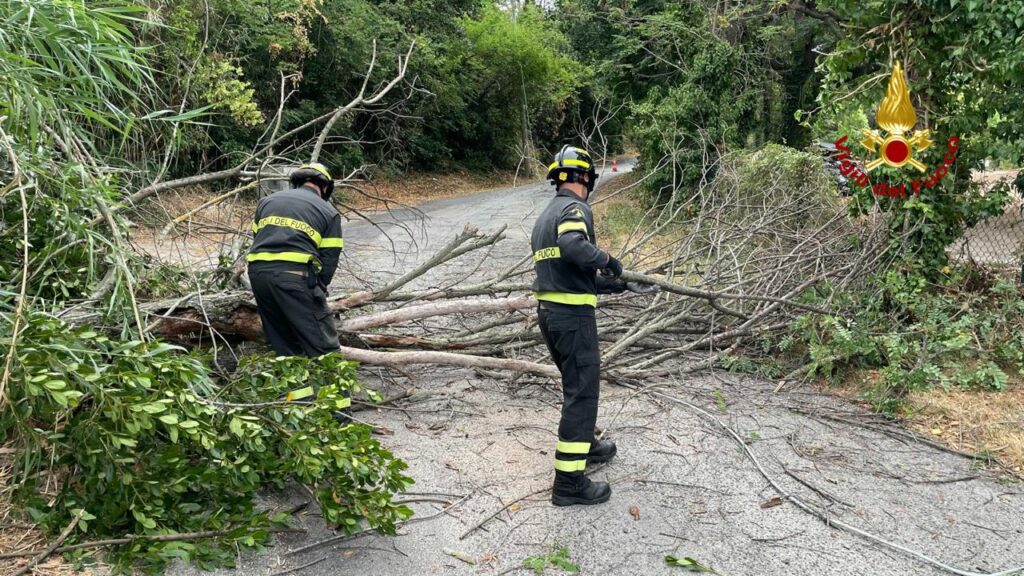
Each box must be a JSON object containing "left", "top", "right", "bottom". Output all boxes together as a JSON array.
[{"left": 948, "top": 170, "right": 1024, "bottom": 274}]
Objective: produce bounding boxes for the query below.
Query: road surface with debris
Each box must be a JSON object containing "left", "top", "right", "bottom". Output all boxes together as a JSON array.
[{"left": 171, "top": 162, "right": 1024, "bottom": 576}]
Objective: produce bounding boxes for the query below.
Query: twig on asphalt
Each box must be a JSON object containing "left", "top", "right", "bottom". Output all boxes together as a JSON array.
[
  {"left": 904, "top": 475, "right": 980, "bottom": 485},
  {"left": 392, "top": 497, "right": 454, "bottom": 506},
  {"left": 789, "top": 407, "right": 991, "bottom": 462},
  {"left": 782, "top": 466, "right": 854, "bottom": 508},
  {"left": 459, "top": 486, "right": 550, "bottom": 541},
  {"left": 351, "top": 387, "right": 416, "bottom": 413},
  {"left": 0, "top": 527, "right": 305, "bottom": 559},
  {"left": 749, "top": 530, "right": 806, "bottom": 543},
  {"left": 286, "top": 493, "right": 472, "bottom": 557},
  {"left": 269, "top": 556, "right": 326, "bottom": 576}
]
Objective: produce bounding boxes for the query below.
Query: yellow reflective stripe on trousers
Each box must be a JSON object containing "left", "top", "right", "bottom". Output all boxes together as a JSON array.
[
  {"left": 320, "top": 237, "right": 344, "bottom": 249},
  {"left": 253, "top": 216, "right": 322, "bottom": 245},
  {"left": 286, "top": 386, "right": 315, "bottom": 402},
  {"left": 556, "top": 440, "right": 591, "bottom": 454},
  {"left": 554, "top": 458, "right": 587, "bottom": 473},
  {"left": 534, "top": 291, "right": 597, "bottom": 307},
  {"left": 557, "top": 221, "right": 588, "bottom": 236},
  {"left": 247, "top": 251, "right": 322, "bottom": 270},
  {"left": 534, "top": 247, "right": 561, "bottom": 262}
]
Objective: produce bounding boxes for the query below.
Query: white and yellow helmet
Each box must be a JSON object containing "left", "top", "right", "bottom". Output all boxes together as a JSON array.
[
  {"left": 547, "top": 145, "right": 598, "bottom": 193},
  {"left": 290, "top": 162, "right": 335, "bottom": 199}
]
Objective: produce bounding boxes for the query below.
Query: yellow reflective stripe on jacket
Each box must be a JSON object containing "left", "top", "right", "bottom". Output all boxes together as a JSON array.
[
  {"left": 557, "top": 221, "right": 588, "bottom": 236},
  {"left": 554, "top": 458, "right": 587, "bottom": 473},
  {"left": 534, "top": 247, "right": 561, "bottom": 262},
  {"left": 247, "top": 251, "right": 322, "bottom": 270},
  {"left": 534, "top": 291, "right": 597, "bottom": 307},
  {"left": 548, "top": 159, "right": 591, "bottom": 171},
  {"left": 286, "top": 386, "right": 315, "bottom": 402},
  {"left": 320, "top": 237, "right": 344, "bottom": 249},
  {"left": 253, "top": 216, "right": 322, "bottom": 245},
  {"left": 556, "top": 441, "right": 591, "bottom": 454}
]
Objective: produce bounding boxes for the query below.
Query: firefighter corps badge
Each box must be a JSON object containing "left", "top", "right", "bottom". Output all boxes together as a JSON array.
[
  {"left": 833, "top": 62, "right": 959, "bottom": 198},
  {"left": 859, "top": 62, "right": 932, "bottom": 172}
]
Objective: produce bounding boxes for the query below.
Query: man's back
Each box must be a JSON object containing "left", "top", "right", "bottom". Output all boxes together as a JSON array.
[
  {"left": 247, "top": 186, "right": 343, "bottom": 357},
  {"left": 531, "top": 190, "right": 604, "bottom": 308},
  {"left": 248, "top": 187, "right": 343, "bottom": 289},
  {"left": 251, "top": 188, "right": 338, "bottom": 255}
]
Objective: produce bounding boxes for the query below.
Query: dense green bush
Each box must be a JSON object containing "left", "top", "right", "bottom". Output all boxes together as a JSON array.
[
  {"left": 1, "top": 313, "right": 411, "bottom": 572},
  {"left": 781, "top": 267, "right": 1024, "bottom": 413}
]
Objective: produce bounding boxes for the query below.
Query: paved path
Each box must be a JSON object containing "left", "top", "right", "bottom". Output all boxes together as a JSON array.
[{"left": 171, "top": 163, "right": 1024, "bottom": 576}]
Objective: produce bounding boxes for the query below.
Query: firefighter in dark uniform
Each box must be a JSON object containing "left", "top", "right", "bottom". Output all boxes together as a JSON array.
[
  {"left": 532, "top": 146, "right": 626, "bottom": 506},
  {"left": 247, "top": 163, "right": 343, "bottom": 371}
]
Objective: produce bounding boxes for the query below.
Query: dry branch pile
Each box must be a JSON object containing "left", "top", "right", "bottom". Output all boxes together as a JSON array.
[
  {"left": 62, "top": 43, "right": 895, "bottom": 383},
  {"left": 133, "top": 147, "right": 892, "bottom": 383}
]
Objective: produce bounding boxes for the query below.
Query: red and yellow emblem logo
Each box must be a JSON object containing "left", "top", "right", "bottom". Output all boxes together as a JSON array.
[
  {"left": 834, "top": 61, "right": 959, "bottom": 198},
  {"left": 859, "top": 62, "right": 933, "bottom": 172}
]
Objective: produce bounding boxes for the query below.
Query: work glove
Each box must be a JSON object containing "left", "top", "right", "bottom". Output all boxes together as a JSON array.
[
  {"left": 626, "top": 282, "right": 659, "bottom": 295},
  {"left": 596, "top": 276, "right": 627, "bottom": 295},
  {"left": 601, "top": 255, "right": 623, "bottom": 279}
]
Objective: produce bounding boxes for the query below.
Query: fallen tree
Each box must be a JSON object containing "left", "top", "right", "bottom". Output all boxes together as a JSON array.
[{"left": 125, "top": 145, "right": 895, "bottom": 386}]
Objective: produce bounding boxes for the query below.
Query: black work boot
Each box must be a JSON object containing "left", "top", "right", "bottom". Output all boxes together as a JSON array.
[
  {"left": 587, "top": 439, "right": 617, "bottom": 464},
  {"left": 551, "top": 471, "right": 611, "bottom": 507}
]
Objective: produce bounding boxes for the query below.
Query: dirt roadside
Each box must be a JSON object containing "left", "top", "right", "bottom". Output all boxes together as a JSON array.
[{"left": 158, "top": 161, "right": 1024, "bottom": 576}]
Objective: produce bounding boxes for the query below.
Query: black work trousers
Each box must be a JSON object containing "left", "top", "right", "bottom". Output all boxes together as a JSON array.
[
  {"left": 538, "top": 303, "right": 600, "bottom": 475},
  {"left": 248, "top": 263, "right": 339, "bottom": 357}
]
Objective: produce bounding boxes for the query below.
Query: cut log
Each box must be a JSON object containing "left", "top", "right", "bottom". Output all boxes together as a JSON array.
[{"left": 153, "top": 305, "right": 265, "bottom": 342}]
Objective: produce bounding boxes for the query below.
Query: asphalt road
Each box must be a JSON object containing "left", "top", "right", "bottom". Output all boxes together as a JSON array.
[{"left": 170, "top": 162, "right": 1024, "bottom": 576}]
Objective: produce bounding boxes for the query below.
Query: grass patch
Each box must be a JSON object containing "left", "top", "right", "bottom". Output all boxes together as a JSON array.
[{"left": 907, "top": 384, "right": 1024, "bottom": 477}]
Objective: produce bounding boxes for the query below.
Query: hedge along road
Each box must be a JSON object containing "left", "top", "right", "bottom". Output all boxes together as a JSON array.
[{"left": 170, "top": 161, "right": 1024, "bottom": 576}]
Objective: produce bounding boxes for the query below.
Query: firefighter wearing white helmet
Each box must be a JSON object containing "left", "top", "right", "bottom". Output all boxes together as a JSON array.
[
  {"left": 247, "top": 162, "right": 343, "bottom": 360},
  {"left": 531, "top": 145, "right": 625, "bottom": 506}
]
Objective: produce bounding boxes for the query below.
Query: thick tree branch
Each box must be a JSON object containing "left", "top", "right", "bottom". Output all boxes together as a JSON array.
[{"left": 337, "top": 346, "right": 558, "bottom": 379}]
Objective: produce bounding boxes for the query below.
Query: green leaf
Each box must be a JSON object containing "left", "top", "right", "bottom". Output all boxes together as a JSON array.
[
  {"left": 665, "top": 555, "right": 718, "bottom": 573},
  {"left": 132, "top": 509, "right": 157, "bottom": 530},
  {"left": 141, "top": 105, "right": 212, "bottom": 122},
  {"left": 141, "top": 402, "right": 167, "bottom": 414},
  {"left": 550, "top": 556, "right": 580, "bottom": 572},
  {"left": 159, "top": 414, "right": 179, "bottom": 425}
]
